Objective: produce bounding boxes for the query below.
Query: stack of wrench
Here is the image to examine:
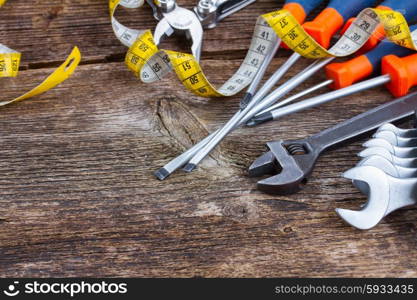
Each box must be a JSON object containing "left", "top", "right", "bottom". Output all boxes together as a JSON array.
[
  {"left": 337, "top": 121, "right": 417, "bottom": 230},
  {"left": 248, "top": 92, "right": 417, "bottom": 230}
]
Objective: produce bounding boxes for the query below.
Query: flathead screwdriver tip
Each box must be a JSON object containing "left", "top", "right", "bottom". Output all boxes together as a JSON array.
[
  {"left": 154, "top": 168, "right": 170, "bottom": 180},
  {"left": 183, "top": 163, "right": 197, "bottom": 173},
  {"left": 246, "top": 112, "right": 274, "bottom": 127}
]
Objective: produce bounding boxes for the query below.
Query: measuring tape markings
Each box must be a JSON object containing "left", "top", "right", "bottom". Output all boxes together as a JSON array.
[
  {"left": 111, "top": 0, "right": 417, "bottom": 98},
  {"left": 0, "top": 0, "right": 81, "bottom": 106},
  {"left": 110, "top": 0, "right": 279, "bottom": 97},
  {"left": 262, "top": 8, "right": 417, "bottom": 59}
]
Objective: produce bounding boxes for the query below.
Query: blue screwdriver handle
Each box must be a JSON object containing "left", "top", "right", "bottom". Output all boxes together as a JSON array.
[
  {"left": 285, "top": 0, "right": 325, "bottom": 16},
  {"left": 366, "top": 24, "right": 417, "bottom": 72},
  {"left": 380, "top": 0, "right": 417, "bottom": 22},
  {"left": 328, "top": 0, "right": 378, "bottom": 20}
]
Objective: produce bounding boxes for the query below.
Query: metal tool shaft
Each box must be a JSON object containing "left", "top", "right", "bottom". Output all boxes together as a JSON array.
[
  {"left": 155, "top": 39, "right": 283, "bottom": 179},
  {"left": 249, "top": 75, "right": 391, "bottom": 126},
  {"left": 183, "top": 52, "right": 312, "bottom": 171},
  {"left": 271, "top": 75, "right": 390, "bottom": 120},
  {"left": 256, "top": 79, "right": 334, "bottom": 116}
]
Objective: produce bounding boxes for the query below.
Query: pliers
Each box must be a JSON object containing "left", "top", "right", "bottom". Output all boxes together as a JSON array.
[{"left": 147, "top": 0, "right": 256, "bottom": 61}]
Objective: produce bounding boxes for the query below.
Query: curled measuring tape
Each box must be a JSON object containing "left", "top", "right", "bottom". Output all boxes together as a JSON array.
[
  {"left": 1, "top": 0, "right": 81, "bottom": 106},
  {"left": 111, "top": 1, "right": 417, "bottom": 98},
  {"left": 110, "top": 0, "right": 279, "bottom": 97},
  {"left": 262, "top": 8, "right": 417, "bottom": 58}
]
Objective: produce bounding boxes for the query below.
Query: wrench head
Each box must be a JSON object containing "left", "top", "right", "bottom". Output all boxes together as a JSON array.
[
  {"left": 374, "top": 131, "right": 417, "bottom": 147},
  {"left": 153, "top": 17, "right": 175, "bottom": 45},
  {"left": 377, "top": 123, "right": 417, "bottom": 138},
  {"left": 359, "top": 147, "right": 417, "bottom": 168},
  {"left": 354, "top": 155, "right": 399, "bottom": 195},
  {"left": 365, "top": 138, "right": 417, "bottom": 158},
  {"left": 153, "top": 7, "right": 204, "bottom": 61},
  {"left": 248, "top": 140, "right": 318, "bottom": 194},
  {"left": 358, "top": 147, "right": 394, "bottom": 161},
  {"left": 373, "top": 131, "right": 399, "bottom": 146},
  {"left": 336, "top": 166, "right": 390, "bottom": 230},
  {"left": 357, "top": 156, "right": 400, "bottom": 177},
  {"left": 363, "top": 138, "right": 395, "bottom": 154}
]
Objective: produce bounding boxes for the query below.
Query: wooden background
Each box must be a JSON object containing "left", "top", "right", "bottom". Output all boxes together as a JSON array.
[{"left": 0, "top": 0, "right": 416, "bottom": 277}]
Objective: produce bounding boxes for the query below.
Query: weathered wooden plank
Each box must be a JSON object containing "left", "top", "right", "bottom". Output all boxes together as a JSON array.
[
  {"left": 0, "top": 0, "right": 288, "bottom": 67},
  {"left": 0, "top": 0, "right": 416, "bottom": 278}
]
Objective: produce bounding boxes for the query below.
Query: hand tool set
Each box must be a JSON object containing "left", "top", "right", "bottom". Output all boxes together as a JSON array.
[
  {"left": 125, "top": 0, "right": 417, "bottom": 228},
  {"left": 179, "top": 0, "right": 381, "bottom": 173},
  {"left": 110, "top": 0, "right": 285, "bottom": 98},
  {"left": 336, "top": 121, "right": 417, "bottom": 230},
  {"left": 5, "top": 0, "right": 417, "bottom": 231},
  {"left": 153, "top": 0, "right": 417, "bottom": 179},
  {"left": 248, "top": 92, "right": 417, "bottom": 194}
]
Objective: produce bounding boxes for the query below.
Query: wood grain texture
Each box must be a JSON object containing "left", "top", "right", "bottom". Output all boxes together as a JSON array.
[{"left": 0, "top": 0, "right": 416, "bottom": 278}]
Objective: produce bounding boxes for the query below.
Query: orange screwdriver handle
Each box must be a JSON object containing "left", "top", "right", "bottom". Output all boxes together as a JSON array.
[
  {"left": 325, "top": 24, "right": 416, "bottom": 91},
  {"left": 302, "top": 0, "right": 378, "bottom": 49},
  {"left": 382, "top": 54, "right": 417, "bottom": 98},
  {"left": 340, "top": 0, "right": 417, "bottom": 54},
  {"left": 283, "top": 0, "right": 326, "bottom": 23},
  {"left": 326, "top": 56, "right": 373, "bottom": 90}
]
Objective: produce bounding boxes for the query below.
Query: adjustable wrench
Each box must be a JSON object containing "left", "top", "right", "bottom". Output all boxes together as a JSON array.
[{"left": 249, "top": 92, "right": 417, "bottom": 194}]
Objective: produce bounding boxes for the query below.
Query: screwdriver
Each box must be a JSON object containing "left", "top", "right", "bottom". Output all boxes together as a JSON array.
[
  {"left": 253, "top": 0, "right": 417, "bottom": 118},
  {"left": 249, "top": 51, "right": 417, "bottom": 127},
  {"left": 251, "top": 25, "right": 417, "bottom": 123},
  {"left": 240, "top": 0, "right": 326, "bottom": 109},
  {"left": 155, "top": 0, "right": 326, "bottom": 180},
  {"left": 184, "top": 0, "right": 377, "bottom": 172}
]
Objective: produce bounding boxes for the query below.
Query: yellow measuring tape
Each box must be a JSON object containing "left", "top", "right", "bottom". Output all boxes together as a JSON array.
[
  {"left": 111, "top": 1, "right": 417, "bottom": 98},
  {"left": 110, "top": 0, "right": 279, "bottom": 97},
  {"left": 263, "top": 8, "right": 417, "bottom": 58},
  {"left": 1, "top": 0, "right": 81, "bottom": 106}
]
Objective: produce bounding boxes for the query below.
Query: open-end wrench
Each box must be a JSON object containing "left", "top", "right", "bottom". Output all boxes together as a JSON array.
[
  {"left": 373, "top": 131, "right": 417, "bottom": 147},
  {"left": 149, "top": 0, "right": 256, "bottom": 61},
  {"left": 354, "top": 155, "right": 417, "bottom": 195},
  {"left": 364, "top": 138, "right": 417, "bottom": 158},
  {"left": 377, "top": 123, "right": 417, "bottom": 138},
  {"left": 248, "top": 92, "right": 417, "bottom": 195},
  {"left": 359, "top": 147, "right": 417, "bottom": 169},
  {"left": 336, "top": 166, "right": 417, "bottom": 230}
]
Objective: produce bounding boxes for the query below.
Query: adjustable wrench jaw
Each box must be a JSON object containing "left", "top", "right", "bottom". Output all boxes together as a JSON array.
[{"left": 248, "top": 140, "right": 319, "bottom": 194}]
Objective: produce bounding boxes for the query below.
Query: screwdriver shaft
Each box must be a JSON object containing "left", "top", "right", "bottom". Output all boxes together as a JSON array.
[
  {"left": 255, "top": 79, "right": 334, "bottom": 116},
  {"left": 184, "top": 57, "right": 334, "bottom": 171},
  {"left": 155, "top": 39, "right": 283, "bottom": 179},
  {"left": 270, "top": 74, "right": 391, "bottom": 120}
]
